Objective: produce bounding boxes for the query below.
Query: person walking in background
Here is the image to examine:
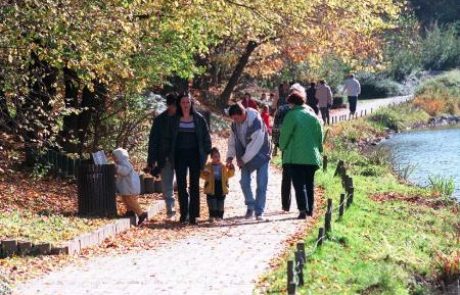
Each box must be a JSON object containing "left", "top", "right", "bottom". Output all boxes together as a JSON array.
[
  {"left": 173, "top": 93, "right": 212, "bottom": 225},
  {"left": 316, "top": 80, "right": 333, "bottom": 125},
  {"left": 112, "top": 148, "right": 148, "bottom": 226},
  {"left": 306, "top": 82, "right": 319, "bottom": 115},
  {"left": 226, "top": 103, "right": 271, "bottom": 221},
  {"left": 260, "top": 105, "right": 272, "bottom": 135},
  {"left": 241, "top": 92, "right": 259, "bottom": 110},
  {"left": 343, "top": 74, "right": 361, "bottom": 115},
  {"left": 279, "top": 83, "right": 323, "bottom": 219},
  {"left": 147, "top": 93, "right": 177, "bottom": 219},
  {"left": 201, "top": 147, "right": 235, "bottom": 221}
]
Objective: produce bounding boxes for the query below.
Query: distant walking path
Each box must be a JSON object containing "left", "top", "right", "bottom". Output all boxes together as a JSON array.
[
  {"left": 15, "top": 155, "right": 318, "bottom": 295},
  {"left": 330, "top": 95, "right": 413, "bottom": 122}
]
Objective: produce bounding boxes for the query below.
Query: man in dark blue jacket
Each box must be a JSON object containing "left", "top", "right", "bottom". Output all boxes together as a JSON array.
[{"left": 147, "top": 93, "right": 177, "bottom": 218}]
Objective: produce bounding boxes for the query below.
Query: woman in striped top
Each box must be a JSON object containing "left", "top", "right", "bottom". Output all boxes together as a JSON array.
[{"left": 172, "top": 94, "right": 212, "bottom": 225}]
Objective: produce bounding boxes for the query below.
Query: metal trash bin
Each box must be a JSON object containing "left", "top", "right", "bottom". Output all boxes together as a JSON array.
[{"left": 77, "top": 164, "right": 117, "bottom": 217}]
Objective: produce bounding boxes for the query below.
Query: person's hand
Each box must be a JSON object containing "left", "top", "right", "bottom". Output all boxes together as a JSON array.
[
  {"left": 226, "top": 158, "right": 233, "bottom": 166},
  {"left": 237, "top": 158, "right": 244, "bottom": 168},
  {"left": 202, "top": 168, "right": 210, "bottom": 176},
  {"left": 226, "top": 163, "right": 235, "bottom": 170}
]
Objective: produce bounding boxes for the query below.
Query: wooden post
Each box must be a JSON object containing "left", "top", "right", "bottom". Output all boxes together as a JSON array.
[
  {"left": 295, "top": 251, "right": 305, "bottom": 286},
  {"left": 347, "top": 186, "right": 354, "bottom": 207},
  {"left": 323, "top": 155, "right": 328, "bottom": 172},
  {"left": 364, "top": 109, "right": 367, "bottom": 116},
  {"left": 296, "top": 243, "right": 306, "bottom": 262},
  {"left": 287, "top": 260, "right": 296, "bottom": 294},
  {"left": 334, "top": 160, "right": 345, "bottom": 177},
  {"left": 317, "top": 227, "right": 325, "bottom": 247},
  {"left": 339, "top": 193, "right": 345, "bottom": 218},
  {"left": 325, "top": 198, "right": 332, "bottom": 234}
]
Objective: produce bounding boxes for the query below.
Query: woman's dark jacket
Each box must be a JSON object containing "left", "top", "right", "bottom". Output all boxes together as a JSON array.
[{"left": 171, "top": 111, "right": 212, "bottom": 169}]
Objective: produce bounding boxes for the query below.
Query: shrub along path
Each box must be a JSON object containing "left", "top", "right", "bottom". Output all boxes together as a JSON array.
[{"left": 14, "top": 136, "right": 323, "bottom": 295}]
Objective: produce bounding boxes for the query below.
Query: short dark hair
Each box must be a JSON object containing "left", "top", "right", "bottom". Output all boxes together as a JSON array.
[
  {"left": 228, "top": 103, "right": 245, "bottom": 116},
  {"left": 165, "top": 92, "right": 177, "bottom": 106},
  {"left": 310, "top": 82, "right": 316, "bottom": 87},
  {"left": 319, "top": 80, "right": 326, "bottom": 84},
  {"left": 287, "top": 93, "right": 305, "bottom": 105},
  {"left": 210, "top": 147, "right": 220, "bottom": 157}
]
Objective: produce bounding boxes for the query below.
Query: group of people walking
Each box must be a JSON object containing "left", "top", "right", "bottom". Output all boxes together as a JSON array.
[{"left": 113, "top": 74, "right": 360, "bottom": 225}]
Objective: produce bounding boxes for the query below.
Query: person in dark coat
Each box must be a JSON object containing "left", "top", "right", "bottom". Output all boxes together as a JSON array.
[
  {"left": 147, "top": 93, "right": 177, "bottom": 218},
  {"left": 306, "top": 82, "right": 319, "bottom": 115},
  {"left": 172, "top": 93, "right": 212, "bottom": 224}
]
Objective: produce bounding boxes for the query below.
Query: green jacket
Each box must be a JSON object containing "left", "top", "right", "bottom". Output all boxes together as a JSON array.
[{"left": 279, "top": 105, "right": 323, "bottom": 166}]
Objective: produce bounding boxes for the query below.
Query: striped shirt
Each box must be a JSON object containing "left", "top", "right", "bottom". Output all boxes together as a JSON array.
[{"left": 176, "top": 120, "right": 198, "bottom": 150}]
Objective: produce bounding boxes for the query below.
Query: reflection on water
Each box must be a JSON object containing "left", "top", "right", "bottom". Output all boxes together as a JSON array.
[{"left": 382, "top": 128, "right": 460, "bottom": 200}]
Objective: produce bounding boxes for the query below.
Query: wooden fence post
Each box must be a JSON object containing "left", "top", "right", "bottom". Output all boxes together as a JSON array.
[
  {"left": 317, "top": 228, "right": 325, "bottom": 247},
  {"left": 296, "top": 243, "right": 306, "bottom": 262},
  {"left": 323, "top": 156, "right": 328, "bottom": 172},
  {"left": 347, "top": 186, "right": 354, "bottom": 207},
  {"left": 339, "top": 193, "right": 345, "bottom": 218},
  {"left": 295, "top": 251, "right": 305, "bottom": 286},
  {"left": 287, "top": 260, "right": 296, "bottom": 294},
  {"left": 325, "top": 198, "right": 332, "bottom": 234}
]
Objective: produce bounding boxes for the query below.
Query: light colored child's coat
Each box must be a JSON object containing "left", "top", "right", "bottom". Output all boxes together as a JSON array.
[{"left": 112, "top": 148, "right": 140, "bottom": 196}]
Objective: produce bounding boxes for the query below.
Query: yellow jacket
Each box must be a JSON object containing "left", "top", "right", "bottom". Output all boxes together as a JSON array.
[{"left": 200, "top": 162, "right": 235, "bottom": 195}]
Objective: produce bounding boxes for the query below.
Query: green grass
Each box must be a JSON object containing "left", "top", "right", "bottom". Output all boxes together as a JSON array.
[
  {"left": 261, "top": 102, "right": 459, "bottom": 294},
  {"left": 0, "top": 211, "right": 108, "bottom": 244}
]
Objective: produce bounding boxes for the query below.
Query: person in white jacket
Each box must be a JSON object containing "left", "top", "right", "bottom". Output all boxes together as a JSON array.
[
  {"left": 343, "top": 74, "right": 361, "bottom": 115},
  {"left": 112, "top": 148, "right": 147, "bottom": 225},
  {"left": 315, "top": 80, "right": 333, "bottom": 125}
]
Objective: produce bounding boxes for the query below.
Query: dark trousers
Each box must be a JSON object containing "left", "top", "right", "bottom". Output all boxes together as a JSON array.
[
  {"left": 320, "top": 107, "right": 330, "bottom": 125},
  {"left": 281, "top": 164, "right": 292, "bottom": 211},
  {"left": 348, "top": 96, "right": 358, "bottom": 114},
  {"left": 307, "top": 102, "right": 319, "bottom": 115},
  {"left": 289, "top": 164, "right": 318, "bottom": 215},
  {"left": 207, "top": 195, "right": 226, "bottom": 218},
  {"left": 175, "top": 149, "right": 201, "bottom": 221}
]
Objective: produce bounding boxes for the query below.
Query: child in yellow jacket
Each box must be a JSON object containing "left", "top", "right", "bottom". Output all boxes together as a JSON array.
[{"left": 201, "top": 147, "right": 235, "bottom": 221}]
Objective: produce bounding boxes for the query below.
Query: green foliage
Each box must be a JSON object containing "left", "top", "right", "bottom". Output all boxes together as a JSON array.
[
  {"left": 356, "top": 72, "right": 405, "bottom": 99},
  {"left": 414, "top": 70, "right": 460, "bottom": 116},
  {"left": 31, "top": 162, "right": 52, "bottom": 180},
  {"left": 369, "top": 105, "right": 430, "bottom": 132},
  {"left": 428, "top": 176, "right": 455, "bottom": 198},
  {"left": 384, "top": 19, "right": 460, "bottom": 81}
]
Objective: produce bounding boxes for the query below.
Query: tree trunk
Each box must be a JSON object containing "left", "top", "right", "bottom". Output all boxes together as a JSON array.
[
  {"left": 24, "top": 52, "right": 57, "bottom": 166},
  {"left": 91, "top": 81, "right": 107, "bottom": 152},
  {"left": 77, "top": 86, "right": 94, "bottom": 156},
  {"left": 0, "top": 88, "right": 13, "bottom": 130},
  {"left": 218, "top": 41, "right": 259, "bottom": 108},
  {"left": 60, "top": 67, "right": 80, "bottom": 153}
]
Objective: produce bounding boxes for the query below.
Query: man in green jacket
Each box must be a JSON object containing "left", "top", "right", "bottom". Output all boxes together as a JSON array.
[{"left": 279, "top": 83, "right": 323, "bottom": 219}]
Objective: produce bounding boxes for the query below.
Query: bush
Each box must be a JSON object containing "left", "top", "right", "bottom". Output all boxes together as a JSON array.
[
  {"left": 414, "top": 70, "right": 460, "bottom": 116},
  {"left": 356, "top": 72, "right": 404, "bottom": 99}
]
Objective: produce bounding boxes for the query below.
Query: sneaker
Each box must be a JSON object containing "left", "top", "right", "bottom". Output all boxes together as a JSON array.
[
  {"left": 256, "top": 214, "right": 265, "bottom": 221},
  {"left": 137, "top": 212, "right": 148, "bottom": 226},
  {"left": 189, "top": 217, "right": 197, "bottom": 225},
  {"left": 297, "top": 211, "right": 307, "bottom": 219},
  {"left": 245, "top": 209, "right": 254, "bottom": 219}
]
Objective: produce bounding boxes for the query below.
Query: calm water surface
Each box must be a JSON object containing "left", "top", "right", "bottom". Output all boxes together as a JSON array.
[{"left": 382, "top": 128, "right": 460, "bottom": 200}]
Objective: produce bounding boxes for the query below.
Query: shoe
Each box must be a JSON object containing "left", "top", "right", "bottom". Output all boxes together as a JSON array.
[
  {"left": 166, "top": 210, "right": 176, "bottom": 218},
  {"left": 189, "top": 217, "right": 197, "bottom": 225},
  {"left": 137, "top": 212, "right": 148, "bottom": 226},
  {"left": 208, "top": 217, "right": 215, "bottom": 223},
  {"left": 298, "top": 211, "right": 307, "bottom": 219},
  {"left": 256, "top": 214, "right": 265, "bottom": 221},
  {"left": 124, "top": 210, "right": 135, "bottom": 217},
  {"left": 245, "top": 209, "right": 254, "bottom": 219},
  {"left": 179, "top": 215, "right": 187, "bottom": 224}
]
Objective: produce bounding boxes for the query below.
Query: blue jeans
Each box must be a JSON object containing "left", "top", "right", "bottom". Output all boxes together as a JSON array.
[
  {"left": 240, "top": 161, "right": 269, "bottom": 216},
  {"left": 161, "top": 160, "right": 175, "bottom": 213}
]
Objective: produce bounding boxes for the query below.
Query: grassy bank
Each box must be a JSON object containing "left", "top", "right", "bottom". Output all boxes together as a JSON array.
[{"left": 261, "top": 72, "right": 460, "bottom": 294}]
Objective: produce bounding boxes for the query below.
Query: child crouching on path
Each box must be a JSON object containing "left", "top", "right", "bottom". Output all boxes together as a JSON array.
[
  {"left": 112, "top": 148, "right": 148, "bottom": 226},
  {"left": 201, "top": 147, "right": 235, "bottom": 221}
]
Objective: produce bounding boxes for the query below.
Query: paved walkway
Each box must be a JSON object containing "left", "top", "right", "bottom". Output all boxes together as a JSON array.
[
  {"left": 329, "top": 95, "right": 412, "bottom": 122},
  {"left": 15, "top": 166, "right": 316, "bottom": 295}
]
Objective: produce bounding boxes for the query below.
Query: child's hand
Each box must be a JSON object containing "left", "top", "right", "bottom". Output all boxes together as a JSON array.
[
  {"left": 202, "top": 169, "right": 210, "bottom": 176},
  {"left": 226, "top": 163, "right": 235, "bottom": 170}
]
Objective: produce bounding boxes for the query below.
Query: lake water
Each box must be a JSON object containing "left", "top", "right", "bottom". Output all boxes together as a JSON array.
[{"left": 382, "top": 127, "right": 460, "bottom": 201}]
